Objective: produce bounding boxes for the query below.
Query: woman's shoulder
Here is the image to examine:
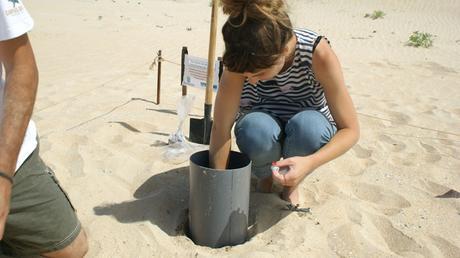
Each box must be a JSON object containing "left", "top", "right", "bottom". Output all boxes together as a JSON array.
[
  {"left": 292, "top": 28, "right": 327, "bottom": 67},
  {"left": 294, "top": 28, "right": 320, "bottom": 42}
]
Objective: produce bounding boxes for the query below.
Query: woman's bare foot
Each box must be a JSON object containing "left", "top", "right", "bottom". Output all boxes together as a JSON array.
[
  {"left": 282, "top": 186, "right": 300, "bottom": 205},
  {"left": 256, "top": 177, "right": 273, "bottom": 193}
]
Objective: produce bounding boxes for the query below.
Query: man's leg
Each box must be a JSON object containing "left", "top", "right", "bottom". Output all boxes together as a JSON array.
[
  {"left": 1, "top": 147, "right": 88, "bottom": 257},
  {"left": 234, "top": 112, "right": 283, "bottom": 192},
  {"left": 283, "top": 110, "right": 337, "bottom": 203},
  {"left": 42, "top": 230, "right": 87, "bottom": 258}
]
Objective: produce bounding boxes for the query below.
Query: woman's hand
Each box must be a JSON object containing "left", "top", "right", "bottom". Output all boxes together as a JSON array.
[{"left": 271, "top": 156, "right": 316, "bottom": 187}]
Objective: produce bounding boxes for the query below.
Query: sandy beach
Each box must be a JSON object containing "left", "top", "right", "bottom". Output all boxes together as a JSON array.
[{"left": 23, "top": 0, "right": 460, "bottom": 257}]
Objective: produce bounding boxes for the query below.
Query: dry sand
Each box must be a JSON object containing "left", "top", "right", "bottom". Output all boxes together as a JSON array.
[{"left": 24, "top": 0, "right": 460, "bottom": 257}]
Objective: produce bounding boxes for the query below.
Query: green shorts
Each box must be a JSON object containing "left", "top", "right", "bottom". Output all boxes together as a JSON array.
[{"left": 0, "top": 147, "right": 81, "bottom": 256}]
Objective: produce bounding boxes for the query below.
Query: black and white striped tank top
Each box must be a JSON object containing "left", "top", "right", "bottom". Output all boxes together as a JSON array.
[{"left": 240, "top": 28, "right": 335, "bottom": 125}]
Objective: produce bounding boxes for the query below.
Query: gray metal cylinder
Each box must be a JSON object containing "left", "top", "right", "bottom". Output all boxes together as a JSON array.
[{"left": 189, "top": 150, "right": 251, "bottom": 248}]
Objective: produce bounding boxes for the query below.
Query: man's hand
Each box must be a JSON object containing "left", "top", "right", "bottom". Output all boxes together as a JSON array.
[
  {"left": 271, "top": 156, "right": 316, "bottom": 187},
  {"left": 0, "top": 178, "right": 12, "bottom": 239}
]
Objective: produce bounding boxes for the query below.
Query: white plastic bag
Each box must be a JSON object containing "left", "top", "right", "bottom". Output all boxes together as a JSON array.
[{"left": 162, "top": 95, "right": 197, "bottom": 164}]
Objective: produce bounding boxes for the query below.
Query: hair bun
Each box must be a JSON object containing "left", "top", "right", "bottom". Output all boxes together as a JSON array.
[
  {"left": 221, "top": 0, "right": 286, "bottom": 18},
  {"left": 220, "top": 0, "right": 248, "bottom": 17}
]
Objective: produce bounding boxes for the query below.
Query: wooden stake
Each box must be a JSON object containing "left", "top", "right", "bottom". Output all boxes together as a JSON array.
[
  {"left": 203, "top": 0, "right": 218, "bottom": 143},
  {"left": 181, "top": 46, "right": 188, "bottom": 96},
  {"left": 156, "top": 50, "right": 162, "bottom": 105},
  {"left": 205, "top": 0, "right": 218, "bottom": 106}
]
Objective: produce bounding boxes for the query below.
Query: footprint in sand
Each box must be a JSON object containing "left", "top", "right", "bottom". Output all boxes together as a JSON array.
[
  {"left": 302, "top": 187, "right": 322, "bottom": 206},
  {"left": 429, "top": 235, "right": 460, "bottom": 258},
  {"left": 423, "top": 61, "right": 458, "bottom": 75},
  {"left": 379, "top": 134, "right": 406, "bottom": 152},
  {"left": 387, "top": 110, "right": 411, "bottom": 125},
  {"left": 352, "top": 183, "right": 411, "bottom": 214},
  {"left": 368, "top": 214, "right": 433, "bottom": 257},
  {"left": 420, "top": 142, "right": 436, "bottom": 152},
  {"left": 389, "top": 152, "right": 418, "bottom": 167},
  {"left": 379, "top": 134, "right": 413, "bottom": 166},
  {"left": 369, "top": 61, "right": 385, "bottom": 68},
  {"left": 346, "top": 205, "right": 363, "bottom": 225},
  {"left": 418, "top": 179, "right": 450, "bottom": 196},
  {"left": 384, "top": 60, "right": 401, "bottom": 70},
  {"left": 320, "top": 182, "right": 343, "bottom": 197},
  {"left": 352, "top": 144, "right": 373, "bottom": 159},
  {"left": 438, "top": 138, "right": 455, "bottom": 146},
  {"left": 67, "top": 142, "right": 85, "bottom": 177},
  {"left": 419, "top": 141, "right": 442, "bottom": 163},
  {"left": 351, "top": 144, "right": 377, "bottom": 169},
  {"left": 327, "top": 223, "right": 392, "bottom": 257}
]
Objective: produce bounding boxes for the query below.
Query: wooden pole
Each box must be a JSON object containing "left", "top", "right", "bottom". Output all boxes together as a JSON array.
[
  {"left": 156, "top": 50, "right": 162, "bottom": 105},
  {"left": 181, "top": 46, "right": 188, "bottom": 96},
  {"left": 203, "top": 0, "right": 218, "bottom": 143}
]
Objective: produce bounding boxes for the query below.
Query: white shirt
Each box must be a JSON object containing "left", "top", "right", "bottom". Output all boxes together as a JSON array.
[{"left": 1, "top": 0, "right": 37, "bottom": 172}]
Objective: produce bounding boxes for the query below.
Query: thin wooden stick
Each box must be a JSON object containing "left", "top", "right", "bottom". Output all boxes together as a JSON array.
[
  {"left": 203, "top": 0, "right": 218, "bottom": 143},
  {"left": 156, "top": 50, "right": 162, "bottom": 105}
]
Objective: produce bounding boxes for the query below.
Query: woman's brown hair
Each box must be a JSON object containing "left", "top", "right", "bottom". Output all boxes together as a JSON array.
[{"left": 221, "top": 0, "right": 293, "bottom": 73}]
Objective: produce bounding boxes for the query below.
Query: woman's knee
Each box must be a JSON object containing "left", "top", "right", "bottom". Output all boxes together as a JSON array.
[
  {"left": 235, "top": 112, "right": 282, "bottom": 158},
  {"left": 284, "top": 110, "right": 336, "bottom": 156}
]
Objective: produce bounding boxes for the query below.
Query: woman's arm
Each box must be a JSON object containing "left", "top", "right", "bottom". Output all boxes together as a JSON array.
[
  {"left": 309, "top": 38, "right": 360, "bottom": 169},
  {"left": 209, "top": 70, "right": 245, "bottom": 169},
  {"left": 272, "top": 38, "right": 359, "bottom": 187}
]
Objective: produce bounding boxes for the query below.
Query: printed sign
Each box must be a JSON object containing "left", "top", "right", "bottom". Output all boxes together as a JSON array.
[{"left": 182, "top": 54, "right": 220, "bottom": 92}]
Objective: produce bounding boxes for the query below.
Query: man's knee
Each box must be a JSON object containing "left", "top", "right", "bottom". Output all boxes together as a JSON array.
[{"left": 42, "top": 229, "right": 88, "bottom": 258}]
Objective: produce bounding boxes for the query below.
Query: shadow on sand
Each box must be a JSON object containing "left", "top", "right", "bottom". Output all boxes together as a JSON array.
[{"left": 93, "top": 166, "right": 291, "bottom": 242}]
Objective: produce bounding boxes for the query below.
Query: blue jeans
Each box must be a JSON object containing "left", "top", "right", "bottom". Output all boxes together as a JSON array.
[{"left": 234, "top": 110, "right": 337, "bottom": 179}]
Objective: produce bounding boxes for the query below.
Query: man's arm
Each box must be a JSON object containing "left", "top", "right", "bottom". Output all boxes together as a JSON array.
[
  {"left": 0, "top": 33, "right": 38, "bottom": 239},
  {"left": 0, "top": 33, "right": 38, "bottom": 174}
]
